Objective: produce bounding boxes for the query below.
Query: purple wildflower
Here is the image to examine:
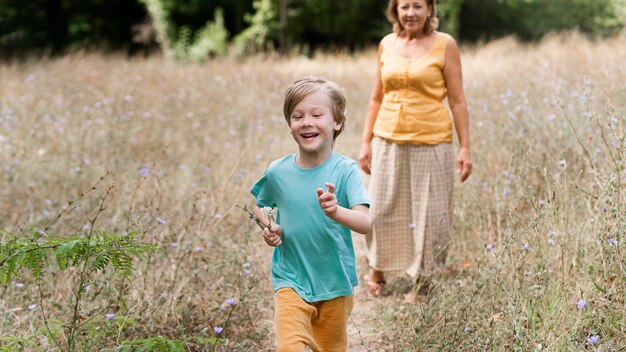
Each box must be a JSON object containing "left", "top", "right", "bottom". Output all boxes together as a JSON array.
[
  {"left": 214, "top": 326, "right": 224, "bottom": 335},
  {"left": 156, "top": 217, "right": 166, "bottom": 225},
  {"left": 105, "top": 313, "right": 115, "bottom": 320},
  {"left": 607, "top": 238, "right": 617, "bottom": 246},
  {"left": 486, "top": 243, "right": 493, "bottom": 251},
  {"left": 225, "top": 298, "right": 236, "bottom": 306},
  {"left": 27, "top": 304, "right": 37, "bottom": 311},
  {"left": 586, "top": 335, "right": 599, "bottom": 345},
  {"left": 577, "top": 299, "right": 587, "bottom": 309}
]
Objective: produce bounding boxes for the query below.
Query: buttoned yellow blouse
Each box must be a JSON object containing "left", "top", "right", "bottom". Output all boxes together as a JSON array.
[{"left": 373, "top": 32, "right": 453, "bottom": 145}]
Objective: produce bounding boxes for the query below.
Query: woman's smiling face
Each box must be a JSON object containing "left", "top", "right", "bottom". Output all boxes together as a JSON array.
[{"left": 397, "top": 0, "right": 432, "bottom": 34}]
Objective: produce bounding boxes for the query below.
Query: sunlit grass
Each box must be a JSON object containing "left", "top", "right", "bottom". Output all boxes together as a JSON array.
[{"left": 0, "top": 31, "right": 624, "bottom": 351}]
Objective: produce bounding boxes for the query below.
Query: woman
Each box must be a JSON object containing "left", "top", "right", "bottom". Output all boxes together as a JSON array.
[{"left": 358, "top": 0, "right": 472, "bottom": 298}]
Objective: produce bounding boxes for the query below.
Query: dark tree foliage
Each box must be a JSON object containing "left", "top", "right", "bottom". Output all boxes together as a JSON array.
[
  {"left": 163, "top": 0, "right": 253, "bottom": 38},
  {"left": 0, "top": 0, "right": 622, "bottom": 58},
  {"left": 459, "top": 0, "right": 622, "bottom": 42},
  {"left": 281, "top": 0, "right": 389, "bottom": 51},
  {"left": 0, "top": 0, "right": 147, "bottom": 57}
]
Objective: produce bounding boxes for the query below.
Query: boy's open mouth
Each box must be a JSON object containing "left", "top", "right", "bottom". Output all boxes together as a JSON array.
[{"left": 300, "top": 133, "right": 319, "bottom": 138}]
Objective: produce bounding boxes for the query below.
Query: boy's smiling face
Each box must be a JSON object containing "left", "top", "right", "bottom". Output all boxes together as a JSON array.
[{"left": 289, "top": 90, "right": 342, "bottom": 162}]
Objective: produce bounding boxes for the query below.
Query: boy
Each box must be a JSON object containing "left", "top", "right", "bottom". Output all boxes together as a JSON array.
[{"left": 250, "top": 76, "right": 371, "bottom": 351}]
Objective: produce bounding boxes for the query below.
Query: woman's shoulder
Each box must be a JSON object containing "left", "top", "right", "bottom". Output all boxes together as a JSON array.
[
  {"left": 380, "top": 32, "right": 397, "bottom": 46},
  {"left": 434, "top": 31, "right": 455, "bottom": 45}
]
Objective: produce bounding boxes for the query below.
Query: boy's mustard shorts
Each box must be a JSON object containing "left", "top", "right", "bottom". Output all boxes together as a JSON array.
[{"left": 274, "top": 288, "right": 354, "bottom": 352}]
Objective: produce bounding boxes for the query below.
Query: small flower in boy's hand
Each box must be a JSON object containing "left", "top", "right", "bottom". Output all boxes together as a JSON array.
[
  {"left": 260, "top": 207, "right": 274, "bottom": 218},
  {"left": 236, "top": 204, "right": 273, "bottom": 233},
  {"left": 260, "top": 206, "right": 276, "bottom": 227}
]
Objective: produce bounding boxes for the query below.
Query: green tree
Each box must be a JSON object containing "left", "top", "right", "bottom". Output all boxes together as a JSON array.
[{"left": 459, "top": 0, "right": 622, "bottom": 42}]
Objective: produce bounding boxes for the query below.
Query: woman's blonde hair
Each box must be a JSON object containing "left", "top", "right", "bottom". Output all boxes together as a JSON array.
[
  {"left": 387, "top": 0, "right": 439, "bottom": 35},
  {"left": 283, "top": 76, "right": 346, "bottom": 140}
]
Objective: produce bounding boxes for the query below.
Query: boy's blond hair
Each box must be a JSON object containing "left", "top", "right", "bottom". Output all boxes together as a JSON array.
[{"left": 283, "top": 76, "right": 346, "bottom": 140}]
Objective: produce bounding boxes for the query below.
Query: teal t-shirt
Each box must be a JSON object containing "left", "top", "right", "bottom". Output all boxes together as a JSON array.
[{"left": 250, "top": 152, "right": 370, "bottom": 302}]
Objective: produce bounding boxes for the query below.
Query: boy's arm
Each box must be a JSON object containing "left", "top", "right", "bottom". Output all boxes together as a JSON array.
[{"left": 317, "top": 182, "right": 372, "bottom": 234}]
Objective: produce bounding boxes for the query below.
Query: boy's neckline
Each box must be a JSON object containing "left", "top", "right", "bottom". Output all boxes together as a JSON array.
[{"left": 293, "top": 151, "right": 335, "bottom": 169}]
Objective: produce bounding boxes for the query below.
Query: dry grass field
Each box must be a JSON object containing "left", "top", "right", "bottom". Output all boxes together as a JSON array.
[{"left": 1, "top": 31, "right": 624, "bottom": 351}]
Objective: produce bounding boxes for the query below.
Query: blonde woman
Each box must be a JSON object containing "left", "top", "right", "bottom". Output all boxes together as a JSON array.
[{"left": 358, "top": 0, "right": 472, "bottom": 299}]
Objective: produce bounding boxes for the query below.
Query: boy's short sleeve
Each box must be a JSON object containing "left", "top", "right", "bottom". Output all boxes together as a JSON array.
[
  {"left": 344, "top": 161, "right": 370, "bottom": 208},
  {"left": 250, "top": 169, "right": 276, "bottom": 208}
]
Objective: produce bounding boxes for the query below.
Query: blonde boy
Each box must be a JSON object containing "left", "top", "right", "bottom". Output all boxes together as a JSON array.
[{"left": 250, "top": 76, "right": 372, "bottom": 351}]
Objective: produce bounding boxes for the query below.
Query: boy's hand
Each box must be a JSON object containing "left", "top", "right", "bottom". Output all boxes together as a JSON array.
[
  {"left": 316, "top": 182, "right": 338, "bottom": 217},
  {"left": 263, "top": 224, "right": 282, "bottom": 247}
]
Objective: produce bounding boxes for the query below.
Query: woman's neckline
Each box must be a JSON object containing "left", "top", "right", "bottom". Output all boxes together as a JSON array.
[{"left": 392, "top": 31, "right": 439, "bottom": 60}]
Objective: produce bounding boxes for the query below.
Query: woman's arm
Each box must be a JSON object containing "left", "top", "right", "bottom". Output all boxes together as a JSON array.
[
  {"left": 443, "top": 37, "right": 472, "bottom": 182},
  {"left": 358, "top": 41, "right": 385, "bottom": 175}
]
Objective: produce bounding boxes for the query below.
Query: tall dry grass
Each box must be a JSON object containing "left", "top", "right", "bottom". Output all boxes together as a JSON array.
[{"left": 0, "top": 31, "right": 624, "bottom": 351}]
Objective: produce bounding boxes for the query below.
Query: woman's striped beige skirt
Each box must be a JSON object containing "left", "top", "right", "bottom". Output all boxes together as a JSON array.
[{"left": 365, "top": 137, "right": 455, "bottom": 280}]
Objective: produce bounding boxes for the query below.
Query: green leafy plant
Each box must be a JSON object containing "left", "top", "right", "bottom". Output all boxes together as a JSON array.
[{"left": 0, "top": 180, "right": 157, "bottom": 351}]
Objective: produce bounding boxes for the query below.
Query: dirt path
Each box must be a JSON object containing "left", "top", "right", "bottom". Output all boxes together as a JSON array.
[{"left": 346, "top": 235, "right": 380, "bottom": 352}]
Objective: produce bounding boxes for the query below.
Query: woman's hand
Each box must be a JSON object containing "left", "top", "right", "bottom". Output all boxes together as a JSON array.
[
  {"left": 456, "top": 147, "right": 472, "bottom": 182},
  {"left": 358, "top": 142, "right": 372, "bottom": 175}
]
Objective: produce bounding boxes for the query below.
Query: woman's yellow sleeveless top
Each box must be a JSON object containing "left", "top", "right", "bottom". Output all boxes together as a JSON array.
[{"left": 373, "top": 32, "right": 453, "bottom": 144}]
